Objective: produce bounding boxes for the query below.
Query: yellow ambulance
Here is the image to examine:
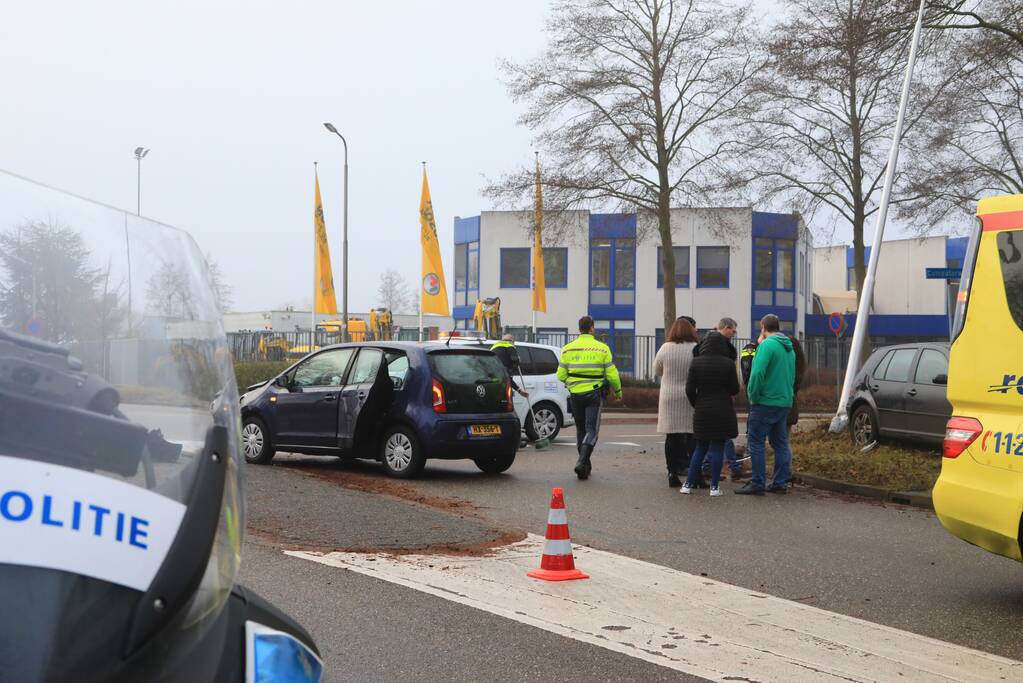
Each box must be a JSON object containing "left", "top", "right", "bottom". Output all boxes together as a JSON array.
[{"left": 933, "top": 194, "right": 1023, "bottom": 561}]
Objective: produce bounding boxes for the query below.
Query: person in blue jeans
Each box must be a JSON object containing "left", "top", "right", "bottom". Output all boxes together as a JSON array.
[
  {"left": 735, "top": 314, "right": 796, "bottom": 496},
  {"left": 681, "top": 332, "right": 740, "bottom": 497}
]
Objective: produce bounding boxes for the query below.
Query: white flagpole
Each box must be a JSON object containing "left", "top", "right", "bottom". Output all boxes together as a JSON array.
[{"left": 831, "top": 0, "right": 927, "bottom": 432}]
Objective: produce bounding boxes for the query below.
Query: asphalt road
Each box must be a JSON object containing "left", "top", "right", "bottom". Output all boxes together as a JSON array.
[{"left": 238, "top": 423, "right": 1023, "bottom": 681}]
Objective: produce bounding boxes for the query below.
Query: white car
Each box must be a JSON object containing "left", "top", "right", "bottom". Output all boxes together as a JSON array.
[{"left": 433, "top": 338, "right": 574, "bottom": 442}]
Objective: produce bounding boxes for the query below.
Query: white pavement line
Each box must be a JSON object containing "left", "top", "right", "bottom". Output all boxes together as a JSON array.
[
  {"left": 286, "top": 536, "right": 1019, "bottom": 682},
  {"left": 605, "top": 441, "right": 642, "bottom": 447}
]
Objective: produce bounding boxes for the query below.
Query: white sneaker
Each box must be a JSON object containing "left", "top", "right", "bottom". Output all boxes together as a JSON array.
[
  {"left": 680, "top": 484, "right": 692, "bottom": 495},
  {"left": 709, "top": 486, "right": 723, "bottom": 497}
]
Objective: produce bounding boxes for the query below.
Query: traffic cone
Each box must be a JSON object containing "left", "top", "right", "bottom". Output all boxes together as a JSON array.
[{"left": 527, "top": 487, "right": 589, "bottom": 581}]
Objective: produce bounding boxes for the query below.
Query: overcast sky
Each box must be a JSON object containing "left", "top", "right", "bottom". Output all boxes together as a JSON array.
[{"left": 1, "top": 0, "right": 884, "bottom": 315}]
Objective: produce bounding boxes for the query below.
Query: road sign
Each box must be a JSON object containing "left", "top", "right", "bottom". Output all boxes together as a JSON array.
[
  {"left": 26, "top": 319, "right": 40, "bottom": 336},
  {"left": 828, "top": 312, "right": 847, "bottom": 338},
  {"left": 926, "top": 267, "right": 963, "bottom": 280}
]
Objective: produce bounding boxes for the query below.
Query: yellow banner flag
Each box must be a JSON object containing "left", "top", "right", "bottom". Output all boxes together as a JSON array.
[
  {"left": 419, "top": 167, "right": 450, "bottom": 316},
  {"left": 532, "top": 156, "right": 547, "bottom": 313},
  {"left": 314, "top": 170, "right": 338, "bottom": 315}
]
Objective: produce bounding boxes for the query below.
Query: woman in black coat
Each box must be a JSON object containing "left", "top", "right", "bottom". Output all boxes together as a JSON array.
[{"left": 682, "top": 332, "right": 739, "bottom": 496}]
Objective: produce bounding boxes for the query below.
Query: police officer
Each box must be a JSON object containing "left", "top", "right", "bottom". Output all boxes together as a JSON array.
[
  {"left": 557, "top": 316, "right": 622, "bottom": 479},
  {"left": 491, "top": 333, "right": 529, "bottom": 398}
]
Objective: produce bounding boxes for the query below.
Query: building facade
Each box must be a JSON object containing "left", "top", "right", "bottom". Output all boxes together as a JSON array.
[
  {"left": 810, "top": 235, "right": 967, "bottom": 340},
  {"left": 451, "top": 208, "right": 814, "bottom": 371}
]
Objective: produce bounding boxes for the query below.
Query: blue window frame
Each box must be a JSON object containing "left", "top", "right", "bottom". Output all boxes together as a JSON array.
[
  {"left": 589, "top": 237, "right": 635, "bottom": 305},
  {"left": 543, "top": 247, "right": 569, "bottom": 288},
  {"left": 594, "top": 320, "right": 634, "bottom": 373},
  {"left": 752, "top": 238, "right": 795, "bottom": 306},
  {"left": 696, "top": 246, "right": 730, "bottom": 288},
  {"left": 656, "top": 246, "right": 690, "bottom": 288},
  {"left": 454, "top": 240, "right": 479, "bottom": 308},
  {"left": 500, "top": 248, "right": 530, "bottom": 288}
]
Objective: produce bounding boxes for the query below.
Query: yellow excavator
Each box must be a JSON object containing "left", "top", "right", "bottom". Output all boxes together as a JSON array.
[
  {"left": 369, "top": 308, "right": 393, "bottom": 341},
  {"left": 472, "top": 297, "right": 502, "bottom": 339}
]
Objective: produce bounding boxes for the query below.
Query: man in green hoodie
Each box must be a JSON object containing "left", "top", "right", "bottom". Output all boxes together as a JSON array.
[{"left": 736, "top": 314, "right": 796, "bottom": 496}]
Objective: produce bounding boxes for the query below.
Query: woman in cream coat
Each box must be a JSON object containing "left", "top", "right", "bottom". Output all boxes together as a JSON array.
[{"left": 654, "top": 317, "right": 699, "bottom": 487}]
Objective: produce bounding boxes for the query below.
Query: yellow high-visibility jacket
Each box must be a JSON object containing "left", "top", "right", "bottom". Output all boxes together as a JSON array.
[{"left": 557, "top": 334, "right": 622, "bottom": 396}]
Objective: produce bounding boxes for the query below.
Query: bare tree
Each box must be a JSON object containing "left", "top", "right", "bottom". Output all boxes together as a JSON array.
[
  {"left": 485, "top": 0, "right": 764, "bottom": 332},
  {"left": 205, "top": 252, "right": 233, "bottom": 313},
  {"left": 377, "top": 268, "right": 413, "bottom": 313},
  {"left": 900, "top": 1, "right": 1023, "bottom": 226},
  {"left": 927, "top": 1, "right": 1023, "bottom": 48},
  {"left": 731, "top": 0, "right": 958, "bottom": 301}
]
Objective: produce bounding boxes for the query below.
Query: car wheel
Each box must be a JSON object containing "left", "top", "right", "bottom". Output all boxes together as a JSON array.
[
  {"left": 850, "top": 404, "right": 879, "bottom": 447},
  {"left": 524, "top": 402, "right": 562, "bottom": 442},
  {"left": 380, "top": 425, "right": 426, "bottom": 479},
  {"left": 242, "top": 417, "right": 275, "bottom": 464},
  {"left": 474, "top": 452, "right": 516, "bottom": 474}
]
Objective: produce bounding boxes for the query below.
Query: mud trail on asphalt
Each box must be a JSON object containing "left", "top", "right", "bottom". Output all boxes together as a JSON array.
[{"left": 245, "top": 456, "right": 525, "bottom": 557}]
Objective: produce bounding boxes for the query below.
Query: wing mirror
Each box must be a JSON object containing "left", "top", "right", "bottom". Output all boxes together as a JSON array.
[
  {"left": 933, "top": 374, "right": 948, "bottom": 385},
  {"left": 273, "top": 375, "right": 291, "bottom": 390}
]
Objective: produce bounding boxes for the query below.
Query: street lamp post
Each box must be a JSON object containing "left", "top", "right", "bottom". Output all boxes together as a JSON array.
[
  {"left": 134, "top": 147, "right": 150, "bottom": 216},
  {"left": 323, "top": 123, "right": 349, "bottom": 343}
]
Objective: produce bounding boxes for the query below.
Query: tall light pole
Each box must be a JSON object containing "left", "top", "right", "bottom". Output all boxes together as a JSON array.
[
  {"left": 134, "top": 147, "right": 150, "bottom": 216},
  {"left": 323, "top": 123, "right": 349, "bottom": 342}
]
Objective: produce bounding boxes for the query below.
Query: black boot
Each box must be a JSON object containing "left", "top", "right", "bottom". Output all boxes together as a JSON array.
[
  {"left": 665, "top": 451, "right": 682, "bottom": 487},
  {"left": 575, "top": 444, "right": 593, "bottom": 480}
]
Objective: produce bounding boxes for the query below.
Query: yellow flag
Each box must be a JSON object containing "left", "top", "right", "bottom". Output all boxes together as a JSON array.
[
  {"left": 473, "top": 299, "right": 484, "bottom": 331},
  {"left": 314, "top": 170, "right": 338, "bottom": 315},
  {"left": 532, "top": 156, "right": 547, "bottom": 313},
  {"left": 419, "top": 167, "right": 450, "bottom": 316}
]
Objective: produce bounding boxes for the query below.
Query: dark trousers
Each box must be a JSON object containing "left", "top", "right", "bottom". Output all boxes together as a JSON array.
[
  {"left": 571, "top": 391, "right": 603, "bottom": 454},
  {"left": 664, "top": 433, "right": 695, "bottom": 475}
]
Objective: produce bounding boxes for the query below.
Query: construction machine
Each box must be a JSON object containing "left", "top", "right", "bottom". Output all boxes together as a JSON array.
[
  {"left": 369, "top": 308, "right": 393, "bottom": 341},
  {"left": 473, "top": 297, "right": 502, "bottom": 339}
]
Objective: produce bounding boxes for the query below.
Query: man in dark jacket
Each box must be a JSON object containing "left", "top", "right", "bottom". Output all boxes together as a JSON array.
[
  {"left": 736, "top": 315, "right": 796, "bottom": 496},
  {"left": 491, "top": 334, "right": 528, "bottom": 398}
]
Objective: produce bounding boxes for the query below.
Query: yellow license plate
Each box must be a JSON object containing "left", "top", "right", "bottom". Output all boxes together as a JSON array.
[{"left": 469, "top": 424, "right": 501, "bottom": 436}]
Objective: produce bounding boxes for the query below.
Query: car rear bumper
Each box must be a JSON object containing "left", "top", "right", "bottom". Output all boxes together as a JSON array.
[
  {"left": 421, "top": 414, "right": 520, "bottom": 460},
  {"left": 933, "top": 455, "right": 1023, "bottom": 561}
]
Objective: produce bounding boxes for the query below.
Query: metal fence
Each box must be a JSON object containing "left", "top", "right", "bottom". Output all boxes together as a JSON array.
[{"left": 226, "top": 329, "right": 872, "bottom": 394}]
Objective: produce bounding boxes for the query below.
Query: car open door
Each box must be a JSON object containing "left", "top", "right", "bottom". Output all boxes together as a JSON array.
[
  {"left": 338, "top": 348, "right": 393, "bottom": 452},
  {"left": 273, "top": 348, "right": 355, "bottom": 448}
]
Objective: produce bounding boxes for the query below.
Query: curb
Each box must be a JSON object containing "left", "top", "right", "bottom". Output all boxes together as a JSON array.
[{"left": 793, "top": 472, "right": 933, "bottom": 510}]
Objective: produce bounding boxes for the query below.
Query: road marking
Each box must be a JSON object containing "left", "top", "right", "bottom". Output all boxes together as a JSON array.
[
  {"left": 605, "top": 441, "right": 642, "bottom": 447},
  {"left": 288, "top": 536, "right": 1019, "bottom": 682}
]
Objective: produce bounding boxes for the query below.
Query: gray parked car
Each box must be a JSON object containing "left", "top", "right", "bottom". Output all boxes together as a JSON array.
[{"left": 847, "top": 342, "right": 951, "bottom": 447}]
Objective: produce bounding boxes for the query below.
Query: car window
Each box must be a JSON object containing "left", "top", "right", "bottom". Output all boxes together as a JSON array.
[
  {"left": 349, "top": 348, "right": 384, "bottom": 384},
  {"left": 884, "top": 349, "right": 917, "bottom": 383},
  {"left": 516, "top": 346, "right": 536, "bottom": 376},
  {"left": 530, "top": 348, "right": 560, "bottom": 375},
  {"left": 429, "top": 351, "right": 506, "bottom": 385},
  {"left": 386, "top": 352, "right": 410, "bottom": 390},
  {"left": 997, "top": 230, "right": 1023, "bottom": 332},
  {"left": 914, "top": 349, "right": 948, "bottom": 385},
  {"left": 872, "top": 350, "right": 894, "bottom": 380},
  {"left": 293, "top": 348, "right": 354, "bottom": 388}
]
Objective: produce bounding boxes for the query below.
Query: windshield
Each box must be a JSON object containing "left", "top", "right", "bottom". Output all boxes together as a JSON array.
[{"left": 0, "top": 169, "right": 243, "bottom": 677}]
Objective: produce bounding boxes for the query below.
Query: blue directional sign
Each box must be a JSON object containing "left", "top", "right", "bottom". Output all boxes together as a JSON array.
[{"left": 926, "top": 268, "right": 962, "bottom": 280}]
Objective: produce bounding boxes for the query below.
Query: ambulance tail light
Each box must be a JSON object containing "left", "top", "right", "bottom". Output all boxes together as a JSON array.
[
  {"left": 432, "top": 379, "right": 447, "bottom": 413},
  {"left": 944, "top": 417, "right": 982, "bottom": 458}
]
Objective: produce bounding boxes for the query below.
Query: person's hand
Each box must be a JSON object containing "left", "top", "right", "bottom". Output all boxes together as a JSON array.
[
  {"left": 615, "top": 392, "right": 624, "bottom": 403},
  {"left": 519, "top": 389, "right": 529, "bottom": 397}
]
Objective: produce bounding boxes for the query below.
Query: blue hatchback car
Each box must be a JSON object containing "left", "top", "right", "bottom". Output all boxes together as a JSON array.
[{"left": 239, "top": 342, "right": 520, "bottom": 478}]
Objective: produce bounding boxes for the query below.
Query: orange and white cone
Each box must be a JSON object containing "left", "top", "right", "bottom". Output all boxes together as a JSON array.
[{"left": 527, "top": 487, "right": 589, "bottom": 581}]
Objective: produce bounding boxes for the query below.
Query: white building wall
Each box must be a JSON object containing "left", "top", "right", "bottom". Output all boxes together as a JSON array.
[
  {"left": 813, "top": 236, "right": 950, "bottom": 316},
  {"left": 634, "top": 208, "right": 753, "bottom": 335},
  {"left": 477, "top": 210, "right": 589, "bottom": 333}
]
